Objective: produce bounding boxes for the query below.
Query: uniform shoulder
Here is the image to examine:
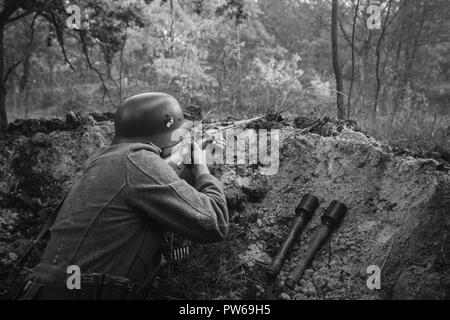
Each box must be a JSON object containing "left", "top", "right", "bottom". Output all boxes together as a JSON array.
[
  {"left": 126, "top": 143, "right": 179, "bottom": 185},
  {"left": 83, "top": 144, "right": 130, "bottom": 168}
]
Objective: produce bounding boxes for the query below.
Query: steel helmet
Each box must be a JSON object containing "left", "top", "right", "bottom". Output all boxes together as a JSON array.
[{"left": 114, "top": 92, "right": 186, "bottom": 151}]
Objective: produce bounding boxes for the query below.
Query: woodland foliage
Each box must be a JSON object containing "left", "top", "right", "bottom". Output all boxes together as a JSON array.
[{"left": 1, "top": 0, "right": 449, "bottom": 155}]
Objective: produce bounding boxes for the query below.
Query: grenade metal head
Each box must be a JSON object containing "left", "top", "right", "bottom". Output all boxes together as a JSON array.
[
  {"left": 295, "top": 194, "right": 319, "bottom": 220},
  {"left": 321, "top": 200, "right": 347, "bottom": 228}
]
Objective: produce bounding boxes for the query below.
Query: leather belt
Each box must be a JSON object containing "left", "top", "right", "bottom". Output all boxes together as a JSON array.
[{"left": 19, "top": 273, "right": 145, "bottom": 300}]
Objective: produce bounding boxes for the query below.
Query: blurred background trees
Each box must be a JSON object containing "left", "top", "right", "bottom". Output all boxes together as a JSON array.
[{"left": 1, "top": 0, "right": 449, "bottom": 154}]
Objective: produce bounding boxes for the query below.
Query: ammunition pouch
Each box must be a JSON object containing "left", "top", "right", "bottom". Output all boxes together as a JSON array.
[{"left": 18, "top": 273, "right": 145, "bottom": 300}]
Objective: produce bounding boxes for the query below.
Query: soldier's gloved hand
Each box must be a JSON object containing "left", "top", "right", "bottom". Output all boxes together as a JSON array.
[
  {"left": 201, "top": 129, "right": 226, "bottom": 165},
  {"left": 206, "top": 130, "right": 226, "bottom": 152},
  {"left": 191, "top": 142, "right": 210, "bottom": 180}
]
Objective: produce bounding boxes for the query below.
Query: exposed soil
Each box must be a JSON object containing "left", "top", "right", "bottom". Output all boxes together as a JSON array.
[{"left": 0, "top": 114, "right": 449, "bottom": 300}]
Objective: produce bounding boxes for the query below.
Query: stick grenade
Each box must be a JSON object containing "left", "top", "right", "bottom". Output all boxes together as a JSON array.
[
  {"left": 266, "top": 194, "right": 319, "bottom": 278},
  {"left": 285, "top": 200, "right": 347, "bottom": 289}
]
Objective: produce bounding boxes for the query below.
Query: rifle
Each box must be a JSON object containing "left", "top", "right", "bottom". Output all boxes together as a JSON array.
[{"left": 163, "top": 116, "right": 263, "bottom": 185}]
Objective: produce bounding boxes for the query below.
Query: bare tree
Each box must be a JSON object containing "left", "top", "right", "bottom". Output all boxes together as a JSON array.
[
  {"left": 373, "top": 0, "right": 393, "bottom": 114},
  {"left": 347, "top": 0, "right": 360, "bottom": 118},
  {"left": 331, "top": 0, "right": 345, "bottom": 119}
]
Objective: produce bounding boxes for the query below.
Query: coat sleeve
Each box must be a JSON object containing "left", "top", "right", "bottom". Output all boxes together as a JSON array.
[{"left": 126, "top": 145, "right": 229, "bottom": 243}]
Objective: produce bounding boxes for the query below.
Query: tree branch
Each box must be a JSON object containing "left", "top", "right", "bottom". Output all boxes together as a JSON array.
[
  {"left": 5, "top": 10, "right": 32, "bottom": 24},
  {"left": 79, "top": 31, "right": 111, "bottom": 105},
  {"left": 37, "top": 9, "right": 76, "bottom": 71},
  {"left": 4, "top": 60, "right": 23, "bottom": 82},
  {"left": 338, "top": 15, "right": 352, "bottom": 48}
]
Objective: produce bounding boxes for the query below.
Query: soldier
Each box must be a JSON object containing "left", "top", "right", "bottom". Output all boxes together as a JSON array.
[{"left": 19, "top": 92, "right": 229, "bottom": 299}]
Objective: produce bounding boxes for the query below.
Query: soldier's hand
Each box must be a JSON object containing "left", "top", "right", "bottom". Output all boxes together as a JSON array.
[
  {"left": 202, "top": 129, "right": 226, "bottom": 165},
  {"left": 204, "top": 129, "right": 225, "bottom": 150},
  {"left": 191, "top": 142, "right": 209, "bottom": 180}
]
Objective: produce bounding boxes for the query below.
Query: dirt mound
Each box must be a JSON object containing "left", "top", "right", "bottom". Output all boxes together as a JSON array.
[
  {"left": 221, "top": 127, "right": 449, "bottom": 300},
  {"left": 0, "top": 116, "right": 449, "bottom": 300}
]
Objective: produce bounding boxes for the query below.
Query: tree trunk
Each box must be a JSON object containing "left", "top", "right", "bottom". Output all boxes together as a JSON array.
[
  {"left": 118, "top": 34, "right": 127, "bottom": 104},
  {"left": 0, "top": 23, "right": 7, "bottom": 131},
  {"left": 347, "top": 0, "right": 360, "bottom": 118},
  {"left": 234, "top": 24, "right": 242, "bottom": 110},
  {"left": 47, "top": 55, "right": 54, "bottom": 87},
  {"left": 20, "top": 20, "right": 36, "bottom": 119},
  {"left": 20, "top": 17, "right": 36, "bottom": 93},
  {"left": 373, "top": 0, "right": 393, "bottom": 114},
  {"left": 169, "top": 0, "right": 175, "bottom": 58},
  {"left": 331, "top": 0, "right": 345, "bottom": 119}
]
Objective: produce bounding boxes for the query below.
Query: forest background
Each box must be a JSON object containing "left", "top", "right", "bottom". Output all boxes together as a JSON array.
[{"left": 1, "top": 0, "right": 449, "bottom": 157}]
